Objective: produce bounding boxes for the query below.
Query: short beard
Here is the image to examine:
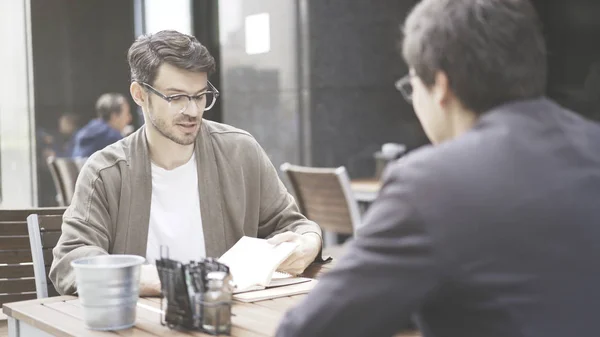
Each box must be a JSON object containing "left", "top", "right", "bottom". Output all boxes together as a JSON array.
[{"left": 147, "top": 100, "right": 199, "bottom": 146}]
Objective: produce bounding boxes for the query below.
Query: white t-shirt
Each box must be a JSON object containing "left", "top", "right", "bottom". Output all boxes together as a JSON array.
[{"left": 145, "top": 153, "right": 206, "bottom": 264}]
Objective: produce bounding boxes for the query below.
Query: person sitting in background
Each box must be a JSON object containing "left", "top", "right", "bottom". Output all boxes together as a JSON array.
[
  {"left": 56, "top": 113, "right": 80, "bottom": 157},
  {"left": 71, "top": 93, "right": 132, "bottom": 157},
  {"left": 276, "top": 0, "right": 600, "bottom": 336}
]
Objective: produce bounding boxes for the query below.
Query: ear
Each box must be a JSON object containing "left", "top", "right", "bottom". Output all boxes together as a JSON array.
[
  {"left": 432, "top": 71, "right": 452, "bottom": 107},
  {"left": 130, "top": 82, "right": 146, "bottom": 107}
]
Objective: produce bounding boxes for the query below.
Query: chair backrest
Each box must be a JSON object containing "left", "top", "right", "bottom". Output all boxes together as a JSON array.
[
  {"left": 0, "top": 208, "right": 66, "bottom": 306},
  {"left": 27, "top": 214, "right": 64, "bottom": 298},
  {"left": 46, "top": 156, "right": 65, "bottom": 206},
  {"left": 280, "top": 163, "right": 361, "bottom": 236},
  {"left": 47, "top": 156, "right": 84, "bottom": 206}
]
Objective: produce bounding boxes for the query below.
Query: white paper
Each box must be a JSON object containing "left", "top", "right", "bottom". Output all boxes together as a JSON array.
[{"left": 218, "top": 236, "right": 297, "bottom": 292}]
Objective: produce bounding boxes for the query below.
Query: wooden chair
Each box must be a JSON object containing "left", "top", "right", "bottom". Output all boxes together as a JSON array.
[
  {"left": 0, "top": 208, "right": 66, "bottom": 308},
  {"left": 280, "top": 163, "right": 362, "bottom": 247},
  {"left": 47, "top": 156, "right": 86, "bottom": 206}
]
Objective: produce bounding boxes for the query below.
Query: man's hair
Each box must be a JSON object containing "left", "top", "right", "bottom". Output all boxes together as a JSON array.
[
  {"left": 402, "top": 0, "right": 547, "bottom": 114},
  {"left": 96, "top": 93, "right": 126, "bottom": 121},
  {"left": 127, "top": 30, "right": 216, "bottom": 85}
]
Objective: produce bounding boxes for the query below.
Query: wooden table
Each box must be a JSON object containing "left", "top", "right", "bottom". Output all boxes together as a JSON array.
[
  {"left": 350, "top": 179, "right": 382, "bottom": 203},
  {"left": 3, "top": 249, "right": 419, "bottom": 337}
]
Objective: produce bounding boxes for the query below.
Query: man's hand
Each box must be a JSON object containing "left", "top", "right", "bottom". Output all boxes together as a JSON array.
[
  {"left": 268, "top": 232, "right": 322, "bottom": 275},
  {"left": 139, "top": 264, "right": 161, "bottom": 297}
]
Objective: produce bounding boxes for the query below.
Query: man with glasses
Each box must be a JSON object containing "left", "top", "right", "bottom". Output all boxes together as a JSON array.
[
  {"left": 277, "top": 0, "right": 600, "bottom": 336},
  {"left": 50, "top": 30, "right": 323, "bottom": 296}
]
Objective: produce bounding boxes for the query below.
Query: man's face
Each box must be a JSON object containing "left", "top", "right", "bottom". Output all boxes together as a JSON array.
[
  {"left": 145, "top": 64, "right": 208, "bottom": 146},
  {"left": 410, "top": 71, "right": 451, "bottom": 144},
  {"left": 58, "top": 116, "right": 76, "bottom": 136}
]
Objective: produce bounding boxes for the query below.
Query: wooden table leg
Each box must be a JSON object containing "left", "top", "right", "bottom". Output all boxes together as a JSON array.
[
  {"left": 8, "top": 317, "right": 53, "bottom": 337},
  {"left": 7, "top": 317, "right": 17, "bottom": 337}
]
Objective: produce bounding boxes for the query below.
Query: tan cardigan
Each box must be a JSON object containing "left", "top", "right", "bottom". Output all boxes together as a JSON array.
[{"left": 50, "top": 120, "right": 322, "bottom": 295}]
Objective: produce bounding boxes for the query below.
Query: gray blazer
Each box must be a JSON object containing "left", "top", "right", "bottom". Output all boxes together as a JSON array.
[{"left": 276, "top": 98, "right": 600, "bottom": 337}]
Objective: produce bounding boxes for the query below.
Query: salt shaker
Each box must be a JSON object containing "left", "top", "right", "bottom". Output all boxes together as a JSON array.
[{"left": 202, "top": 271, "right": 232, "bottom": 334}]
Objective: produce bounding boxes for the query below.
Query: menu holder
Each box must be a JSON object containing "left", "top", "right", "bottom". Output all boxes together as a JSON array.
[{"left": 155, "top": 247, "right": 232, "bottom": 335}]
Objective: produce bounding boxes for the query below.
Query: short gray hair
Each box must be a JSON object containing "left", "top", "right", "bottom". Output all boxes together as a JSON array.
[{"left": 96, "top": 93, "right": 126, "bottom": 121}]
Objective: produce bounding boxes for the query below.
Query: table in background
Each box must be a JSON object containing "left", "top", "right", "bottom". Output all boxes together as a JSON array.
[
  {"left": 350, "top": 178, "right": 382, "bottom": 203},
  {"left": 3, "top": 246, "right": 419, "bottom": 337}
]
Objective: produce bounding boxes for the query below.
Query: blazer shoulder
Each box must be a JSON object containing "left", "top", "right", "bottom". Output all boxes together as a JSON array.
[
  {"left": 203, "top": 119, "right": 261, "bottom": 152},
  {"left": 204, "top": 120, "right": 253, "bottom": 138}
]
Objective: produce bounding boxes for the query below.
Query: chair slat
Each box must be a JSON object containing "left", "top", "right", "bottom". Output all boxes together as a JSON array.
[
  {"left": 0, "top": 292, "right": 36, "bottom": 306},
  {"left": 0, "top": 218, "right": 62, "bottom": 236},
  {"left": 0, "top": 265, "right": 34, "bottom": 279},
  {"left": 0, "top": 249, "right": 53, "bottom": 265},
  {"left": 40, "top": 231, "right": 62, "bottom": 249},
  {"left": 0, "top": 278, "right": 36, "bottom": 293},
  {"left": 38, "top": 215, "right": 63, "bottom": 231},
  {"left": 0, "top": 237, "right": 29, "bottom": 250},
  {"left": 0, "top": 222, "right": 28, "bottom": 235},
  {"left": 305, "top": 201, "right": 353, "bottom": 215},
  {"left": 0, "top": 208, "right": 66, "bottom": 222}
]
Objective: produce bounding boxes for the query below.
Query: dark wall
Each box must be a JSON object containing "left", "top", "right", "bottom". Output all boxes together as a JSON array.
[
  {"left": 307, "top": 0, "right": 428, "bottom": 178},
  {"left": 31, "top": 0, "right": 135, "bottom": 206},
  {"left": 306, "top": 0, "right": 600, "bottom": 179},
  {"left": 533, "top": 0, "right": 600, "bottom": 122}
]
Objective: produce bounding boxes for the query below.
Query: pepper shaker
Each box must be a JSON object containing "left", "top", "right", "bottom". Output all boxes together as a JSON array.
[{"left": 202, "top": 271, "right": 232, "bottom": 334}]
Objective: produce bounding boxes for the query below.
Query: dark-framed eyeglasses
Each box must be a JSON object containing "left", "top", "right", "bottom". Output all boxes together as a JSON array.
[
  {"left": 395, "top": 74, "right": 413, "bottom": 103},
  {"left": 140, "top": 81, "right": 220, "bottom": 113}
]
